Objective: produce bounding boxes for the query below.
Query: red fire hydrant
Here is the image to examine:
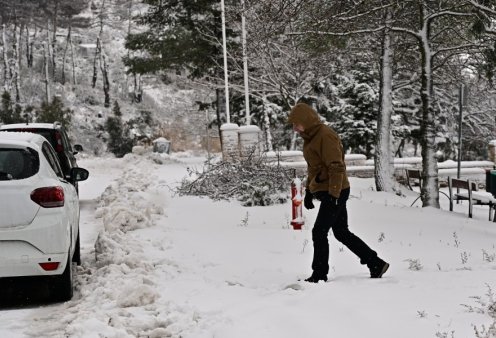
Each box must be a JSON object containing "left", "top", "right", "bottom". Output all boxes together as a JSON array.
[{"left": 291, "top": 177, "right": 304, "bottom": 230}]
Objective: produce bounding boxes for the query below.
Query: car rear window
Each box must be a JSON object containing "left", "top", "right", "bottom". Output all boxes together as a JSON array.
[
  {"left": 1, "top": 128, "right": 56, "bottom": 150},
  {"left": 0, "top": 148, "right": 39, "bottom": 180}
]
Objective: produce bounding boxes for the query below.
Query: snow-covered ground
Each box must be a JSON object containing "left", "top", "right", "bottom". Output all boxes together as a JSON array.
[{"left": 1, "top": 152, "right": 496, "bottom": 338}]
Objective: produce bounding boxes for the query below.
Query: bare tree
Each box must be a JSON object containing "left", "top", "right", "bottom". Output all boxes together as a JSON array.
[
  {"left": 24, "top": 25, "right": 35, "bottom": 68},
  {"left": 101, "top": 53, "right": 110, "bottom": 108},
  {"left": 1, "top": 24, "right": 9, "bottom": 93},
  {"left": 61, "top": 24, "right": 70, "bottom": 85},
  {"left": 92, "top": 31, "right": 101, "bottom": 88},
  {"left": 12, "top": 20, "right": 20, "bottom": 102},
  {"left": 43, "top": 42, "right": 50, "bottom": 103},
  {"left": 51, "top": 0, "right": 59, "bottom": 79},
  {"left": 91, "top": 0, "right": 111, "bottom": 107},
  {"left": 70, "top": 26, "right": 76, "bottom": 85}
]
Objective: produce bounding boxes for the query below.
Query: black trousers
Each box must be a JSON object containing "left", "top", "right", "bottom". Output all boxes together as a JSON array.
[{"left": 311, "top": 188, "right": 377, "bottom": 276}]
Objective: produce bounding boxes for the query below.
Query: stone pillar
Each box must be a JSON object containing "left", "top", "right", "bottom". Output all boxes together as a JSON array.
[
  {"left": 238, "top": 125, "right": 261, "bottom": 159},
  {"left": 220, "top": 123, "right": 239, "bottom": 161},
  {"left": 489, "top": 140, "right": 496, "bottom": 163}
]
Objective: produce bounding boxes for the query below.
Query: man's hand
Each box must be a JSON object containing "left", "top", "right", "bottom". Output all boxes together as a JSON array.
[{"left": 304, "top": 189, "right": 314, "bottom": 209}]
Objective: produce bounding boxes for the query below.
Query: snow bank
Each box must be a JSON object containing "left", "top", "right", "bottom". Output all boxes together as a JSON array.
[{"left": 21, "top": 154, "right": 208, "bottom": 338}]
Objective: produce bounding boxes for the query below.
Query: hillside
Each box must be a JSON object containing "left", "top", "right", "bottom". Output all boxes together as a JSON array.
[{"left": 1, "top": 0, "right": 213, "bottom": 156}]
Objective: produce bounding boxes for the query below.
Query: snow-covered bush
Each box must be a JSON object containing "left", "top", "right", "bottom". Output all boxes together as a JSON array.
[{"left": 177, "top": 154, "right": 293, "bottom": 206}]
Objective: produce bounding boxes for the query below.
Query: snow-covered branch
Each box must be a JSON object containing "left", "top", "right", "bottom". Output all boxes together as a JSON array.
[
  {"left": 177, "top": 154, "right": 293, "bottom": 206},
  {"left": 469, "top": 0, "right": 496, "bottom": 16},
  {"left": 288, "top": 26, "right": 385, "bottom": 37},
  {"left": 432, "top": 43, "right": 481, "bottom": 59}
]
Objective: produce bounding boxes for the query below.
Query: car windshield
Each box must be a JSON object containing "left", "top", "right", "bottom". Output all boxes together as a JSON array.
[{"left": 0, "top": 148, "right": 39, "bottom": 180}]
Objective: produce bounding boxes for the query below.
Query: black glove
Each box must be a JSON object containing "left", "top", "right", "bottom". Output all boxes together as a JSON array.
[{"left": 304, "top": 189, "right": 314, "bottom": 210}]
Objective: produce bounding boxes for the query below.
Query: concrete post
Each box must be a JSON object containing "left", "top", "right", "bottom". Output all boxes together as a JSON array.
[
  {"left": 238, "top": 125, "right": 261, "bottom": 159},
  {"left": 489, "top": 140, "right": 496, "bottom": 163},
  {"left": 220, "top": 123, "right": 239, "bottom": 161}
]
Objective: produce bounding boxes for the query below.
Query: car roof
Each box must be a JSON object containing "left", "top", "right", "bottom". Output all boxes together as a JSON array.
[
  {"left": 0, "top": 122, "right": 62, "bottom": 130},
  {"left": 0, "top": 131, "right": 47, "bottom": 150}
]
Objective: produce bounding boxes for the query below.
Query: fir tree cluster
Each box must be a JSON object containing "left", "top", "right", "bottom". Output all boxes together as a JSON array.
[{"left": 0, "top": 90, "right": 71, "bottom": 128}]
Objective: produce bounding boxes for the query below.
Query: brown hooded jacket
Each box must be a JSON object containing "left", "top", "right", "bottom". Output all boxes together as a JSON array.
[{"left": 288, "top": 103, "right": 350, "bottom": 198}]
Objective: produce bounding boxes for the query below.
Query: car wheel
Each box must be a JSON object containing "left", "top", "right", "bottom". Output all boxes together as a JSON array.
[
  {"left": 73, "top": 230, "right": 81, "bottom": 266},
  {"left": 52, "top": 254, "right": 73, "bottom": 302}
]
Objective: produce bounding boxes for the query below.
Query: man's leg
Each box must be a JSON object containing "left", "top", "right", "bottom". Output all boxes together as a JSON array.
[
  {"left": 331, "top": 205, "right": 379, "bottom": 264},
  {"left": 308, "top": 194, "right": 344, "bottom": 281},
  {"left": 331, "top": 188, "right": 389, "bottom": 277}
]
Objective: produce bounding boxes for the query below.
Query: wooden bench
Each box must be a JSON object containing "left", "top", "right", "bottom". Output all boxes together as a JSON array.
[
  {"left": 405, "top": 169, "right": 449, "bottom": 206},
  {"left": 448, "top": 176, "right": 496, "bottom": 221}
]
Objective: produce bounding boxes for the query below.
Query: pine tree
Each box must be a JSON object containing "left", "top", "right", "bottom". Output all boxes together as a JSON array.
[
  {"left": 36, "top": 96, "right": 72, "bottom": 127},
  {"left": 105, "top": 101, "right": 133, "bottom": 158},
  {"left": 124, "top": 0, "right": 234, "bottom": 78},
  {"left": 326, "top": 61, "right": 379, "bottom": 158},
  {"left": 0, "top": 90, "right": 22, "bottom": 124},
  {"left": 0, "top": 91, "right": 13, "bottom": 124}
]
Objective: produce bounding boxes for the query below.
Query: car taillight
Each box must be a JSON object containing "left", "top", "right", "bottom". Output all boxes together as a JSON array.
[
  {"left": 39, "top": 262, "right": 60, "bottom": 271},
  {"left": 31, "top": 186, "right": 64, "bottom": 208},
  {"left": 55, "top": 131, "right": 63, "bottom": 152}
]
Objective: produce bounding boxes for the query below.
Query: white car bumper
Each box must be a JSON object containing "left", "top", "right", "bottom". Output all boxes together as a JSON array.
[
  {"left": 0, "top": 243, "right": 68, "bottom": 277},
  {"left": 0, "top": 213, "right": 71, "bottom": 278}
]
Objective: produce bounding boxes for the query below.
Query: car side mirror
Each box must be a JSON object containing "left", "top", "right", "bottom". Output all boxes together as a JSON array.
[
  {"left": 73, "top": 144, "right": 83, "bottom": 154},
  {"left": 70, "top": 167, "right": 89, "bottom": 182}
]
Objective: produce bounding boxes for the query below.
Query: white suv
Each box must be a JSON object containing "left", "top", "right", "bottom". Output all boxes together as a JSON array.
[{"left": 0, "top": 132, "right": 88, "bottom": 302}]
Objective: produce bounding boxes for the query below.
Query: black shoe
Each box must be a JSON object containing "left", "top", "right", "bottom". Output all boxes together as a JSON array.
[
  {"left": 304, "top": 273, "right": 328, "bottom": 283},
  {"left": 369, "top": 259, "right": 389, "bottom": 278}
]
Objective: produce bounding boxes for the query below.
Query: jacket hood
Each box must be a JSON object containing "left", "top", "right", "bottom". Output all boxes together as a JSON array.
[{"left": 288, "top": 103, "right": 321, "bottom": 130}]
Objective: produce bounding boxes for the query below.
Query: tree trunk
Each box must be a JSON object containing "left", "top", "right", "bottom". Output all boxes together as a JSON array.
[
  {"left": 25, "top": 26, "right": 35, "bottom": 68},
  {"left": 70, "top": 27, "right": 76, "bottom": 85},
  {"left": 12, "top": 23, "right": 20, "bottom": 102},
  {"left": 2, "top": 24, "right": 10, "bottom": 93},
  {"left": 100, "top": 53, "right": 110, "bottom": 108},
  {"left": 62, "top": 25, "right": 71, "bottom": 85},
  {"left": 25, "top": 26, "right": 30, "bottom": 67},
  {"left": 52, "top": 0, "right": 59, "bottom": 80},
  {"left": 46, "top": 23, "right": 52, "bottom": 73},
  {"left": 419, "top": 12, "right": 440, "bottom": 208},
  {"left": 133, "top": 72, "right": 142, "bottom": 103},
  {"left": 125, "top": 0, "right": 133, "bottom": 96},
  {"left": 92, "top": 36, "right": 100, "bottom": 88},
  {"left": 374, "top": 10, "right": 395, "bottom": 192},
  {"left": 43, "top": 43, "right": 50, "bottom": 103},
  {"left": 18, "top": 23, "right": 23, "bottom": 70},
  {"left": 262, "top": 95, "right": 274, "bottom": 152},
  {"left": 93, "top": 0, "right": 105, "bottom": 89}
]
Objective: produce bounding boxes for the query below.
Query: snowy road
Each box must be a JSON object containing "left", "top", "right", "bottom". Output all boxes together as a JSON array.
[
  {"left": 1, "top": 152, "right": 496, "bottom": 338},
  {"left": 0, "top": 156, "right": 126, "bottom": 337}
]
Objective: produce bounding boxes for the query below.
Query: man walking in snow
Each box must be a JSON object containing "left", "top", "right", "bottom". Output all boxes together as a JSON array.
[{"left": 288, "top": 102, "right": 389, "bottom": 283}]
